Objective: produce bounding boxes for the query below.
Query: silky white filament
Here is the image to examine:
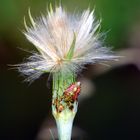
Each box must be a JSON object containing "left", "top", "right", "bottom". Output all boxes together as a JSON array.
[{"left": 18, "top": 5, "right": 118, "bottom": 82}]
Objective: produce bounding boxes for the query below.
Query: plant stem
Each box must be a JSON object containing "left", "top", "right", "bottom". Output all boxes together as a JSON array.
[
  {"left": 54, "top": 110, "right": 75, "bottom": 140},
  {"left": 52, "top": 72, "right": 78, "bottom": 140}
]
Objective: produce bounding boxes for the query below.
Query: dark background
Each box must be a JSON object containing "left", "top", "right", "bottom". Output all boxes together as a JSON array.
[{"left": 1, "top": 0, "right": 140, "bottom": 139}]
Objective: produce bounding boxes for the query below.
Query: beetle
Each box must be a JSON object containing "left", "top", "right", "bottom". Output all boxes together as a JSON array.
[{"left": 63, "top": 82, "right": 81, "bottom": 101}]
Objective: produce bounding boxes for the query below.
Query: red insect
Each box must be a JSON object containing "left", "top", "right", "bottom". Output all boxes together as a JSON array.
[{"left": 64, "top": 82, "right": 81, "bottom": 101}]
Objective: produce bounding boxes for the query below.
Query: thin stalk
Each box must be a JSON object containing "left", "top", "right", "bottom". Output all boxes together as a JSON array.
[{"left": 52, "top": 72, "right": 79, "bottom": 140}]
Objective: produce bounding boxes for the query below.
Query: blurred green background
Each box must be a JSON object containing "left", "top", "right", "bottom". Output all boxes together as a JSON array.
[{"left": 1, "top": 0, "right": 140, "bottom": 140}]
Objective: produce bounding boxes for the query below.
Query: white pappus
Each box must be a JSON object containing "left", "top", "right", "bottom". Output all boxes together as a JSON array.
[{"left": 18, "top": 5, "right": 118, "bottom": 82}]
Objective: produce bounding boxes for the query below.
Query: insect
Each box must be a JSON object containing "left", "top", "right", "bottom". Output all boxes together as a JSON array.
[
  {"left": 63, "top": 82, "right": 81, "bottom": 101},
  {"left": 53, "top": 82, "right": 81, "bottom": 113}
]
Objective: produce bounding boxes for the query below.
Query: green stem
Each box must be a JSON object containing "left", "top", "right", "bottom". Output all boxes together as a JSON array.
[{"left": 52, "top": 72, "right": 77, "bottom": 140}]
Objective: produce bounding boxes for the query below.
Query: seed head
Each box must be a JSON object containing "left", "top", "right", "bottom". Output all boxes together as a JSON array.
[{"left": 18, "top": 5, "right": 118, "bottom": 82}]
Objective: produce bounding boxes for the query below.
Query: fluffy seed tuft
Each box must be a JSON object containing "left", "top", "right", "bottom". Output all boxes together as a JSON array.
[{"left": 18, "top": 5, "right": 118, "bottom": 82}]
